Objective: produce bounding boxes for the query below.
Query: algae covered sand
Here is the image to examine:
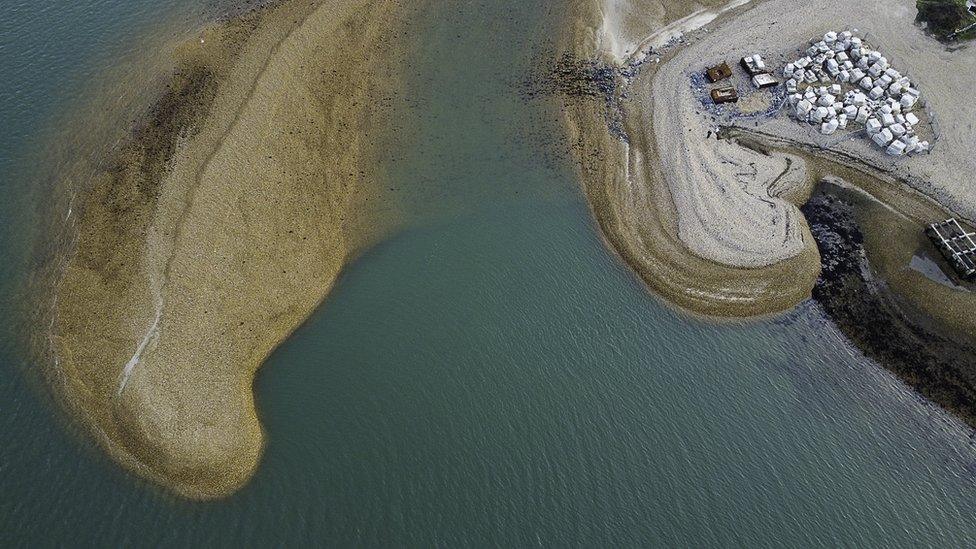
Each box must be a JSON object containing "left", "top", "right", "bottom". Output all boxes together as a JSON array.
[{"left": 51, "top": 0, "right": 409, "bottom": 499}]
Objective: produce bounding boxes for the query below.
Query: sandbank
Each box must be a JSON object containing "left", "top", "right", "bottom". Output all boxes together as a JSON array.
[{"left": 51, "top": 0, "right": 411, "bottom": 499}]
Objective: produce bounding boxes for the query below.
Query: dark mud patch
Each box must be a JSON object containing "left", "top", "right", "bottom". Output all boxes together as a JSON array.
[
  {"left": 522, "top": 53, "right": 627, "bottom": 140},
  {"left": 75, "top": 63, "right": 218, "bottom": 277},
  {"left": 803, "top": 183, "right": 976, "bottom": 429},
  {"left": 73, "top": 11, "right": 260, "bottom": 277}
]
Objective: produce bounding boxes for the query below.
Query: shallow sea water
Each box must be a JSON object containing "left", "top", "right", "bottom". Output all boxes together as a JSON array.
[{"left": 3, "top": 0, "right": 976, "bottom": 546}]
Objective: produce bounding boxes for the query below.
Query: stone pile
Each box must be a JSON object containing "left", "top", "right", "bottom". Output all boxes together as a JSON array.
[{"left": 783, "top": 30, "right": 928, "bottom": 156}]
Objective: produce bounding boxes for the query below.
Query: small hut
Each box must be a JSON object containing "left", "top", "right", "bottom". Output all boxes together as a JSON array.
[
  {"left": 710, "top": 87, "right": 739, "bottom": 104},
  {"left": 706, "top": 62, "right": 733, "bottom": 83},
  {"left": 751, "top": 73, "right": 779, "bottom": 89}
]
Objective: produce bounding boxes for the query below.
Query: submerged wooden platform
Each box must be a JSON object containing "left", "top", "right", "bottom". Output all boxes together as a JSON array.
[{"left": 926, "top": 218, "right": 976, "bottom": 279}]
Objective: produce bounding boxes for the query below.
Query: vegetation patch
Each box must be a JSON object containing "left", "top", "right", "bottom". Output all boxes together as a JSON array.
[{"left": 916, "top": 0, "right": 976, "bottom": 42}]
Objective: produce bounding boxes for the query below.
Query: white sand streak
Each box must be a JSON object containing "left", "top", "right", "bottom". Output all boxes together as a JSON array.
[
  {"left": 599, "top": 0, "right": 753, "bottom": 64},
  {"left": 633, "top": 0, "right": 751, "bottom": 61},
  {"left": 117, "top": 303, "right": 162, "bottom": 396}
]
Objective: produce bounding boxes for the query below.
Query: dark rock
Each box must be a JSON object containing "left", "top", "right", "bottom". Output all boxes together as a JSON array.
[{"left": 803, "top": 185, "right": 976, "bottom": 429}]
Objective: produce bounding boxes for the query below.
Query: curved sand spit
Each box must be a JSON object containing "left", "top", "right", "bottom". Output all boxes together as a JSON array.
[
  {"left": 52, "top": 0, "right": 409, "bottom": 499},
  {"left": 564, "top": 0, "right": 976, "bottom": 316}
]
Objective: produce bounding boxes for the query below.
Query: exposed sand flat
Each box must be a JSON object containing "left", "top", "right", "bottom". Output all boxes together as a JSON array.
[
  {"left": 564, "top": 0, "right": 976, "bottom": 316},
  {"left": 565, "top": 99, "right": 821, "bottom": 315},
  {"left": 647, "top": 5, "right": 815, "bottom": 270},
  {"left": 51, "top": 0, "right": 410, "bottom": 499},
  {"left": 651, "top": 84, "right": 811, "bottom": 268},
  {"left": 563, "top": 0, "right": 819, "bottom": 315}
]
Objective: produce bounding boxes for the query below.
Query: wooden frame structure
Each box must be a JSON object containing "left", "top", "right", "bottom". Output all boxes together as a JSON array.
[{"left": 926, "top": 218, "right": 976, "bottom": 279}]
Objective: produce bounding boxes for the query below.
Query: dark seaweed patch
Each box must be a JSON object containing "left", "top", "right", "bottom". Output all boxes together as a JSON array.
[
  {"left": 76, "top": 64, "right": 219, "bottom": 276},
  {"left": 803, "top": 185, "right": 976, "bottom": 429},
  {"left": 522, "top": 53, "right": 627, "bottom": 141}
]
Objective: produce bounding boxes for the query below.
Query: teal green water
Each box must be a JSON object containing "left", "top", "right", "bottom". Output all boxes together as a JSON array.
[{"left": 3, "top": 1, "right": 976, "bottom": 546}]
